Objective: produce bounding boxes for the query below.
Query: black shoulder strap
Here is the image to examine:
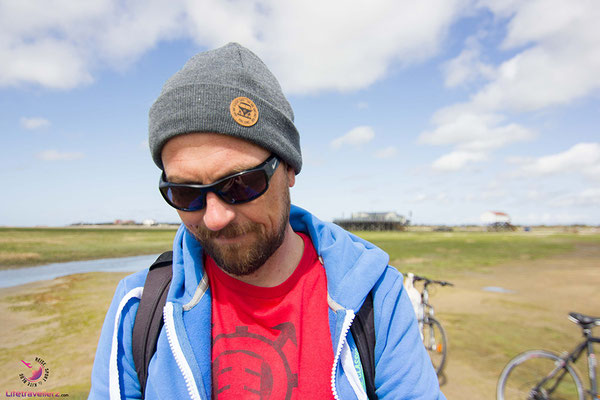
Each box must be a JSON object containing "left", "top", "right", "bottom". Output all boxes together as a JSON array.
[
  {"left": 350, "top": 292, "right": 378, "bottom": 400},
  {"left": 132, "top": 251, "right": 173, "bottom": 397}
]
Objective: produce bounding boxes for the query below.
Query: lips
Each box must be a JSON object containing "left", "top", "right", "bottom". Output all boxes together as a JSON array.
[{"left": 213, "top": 231, "right": 250, "bottom": 244}]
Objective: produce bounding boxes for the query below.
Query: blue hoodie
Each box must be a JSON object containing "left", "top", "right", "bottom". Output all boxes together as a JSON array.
[{"left": 89, "top": 205, "right": 445, "bottom": 399}]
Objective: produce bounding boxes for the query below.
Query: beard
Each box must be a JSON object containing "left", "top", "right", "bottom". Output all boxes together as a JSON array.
[{"left": 188, "top": 188, "right": 291, "bottom": 277}]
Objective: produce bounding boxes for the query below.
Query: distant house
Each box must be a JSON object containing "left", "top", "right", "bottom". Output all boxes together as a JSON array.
[
  {"left": 142, "top": 219, "right": 157, "bottom": 226},
  {"left": 480, "top": 211, "right": 515, "bottom": 231},
  {"left": 333, "top": 211, "right": 409, "bottom": 231},
  {"left": 114, "top": 219, "right": 136, "bottom": 225}
]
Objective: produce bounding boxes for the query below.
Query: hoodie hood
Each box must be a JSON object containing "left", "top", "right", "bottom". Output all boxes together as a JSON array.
[
  {"left": 289, "top": 205, "right": 389, "bottom": 310},
  {"left": 167, "top": 204, "right": 390, "bottom": 312}
]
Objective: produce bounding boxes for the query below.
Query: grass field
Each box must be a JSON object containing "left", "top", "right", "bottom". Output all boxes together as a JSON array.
[
  {"left": 0, "top": 227, "right": 177, "bottom": 269},
  {"left": 0, "top": 226, "right": 591, "bottom": 272},
  {"left": 358, "top": 230, "right": 595, "bottom": 276},
  {"left": 0, "top": 228, "right": 598, "bottom": 399}
]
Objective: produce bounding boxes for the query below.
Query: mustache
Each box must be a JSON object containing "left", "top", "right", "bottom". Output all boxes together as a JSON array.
[{"left": 191, "top": 222, "right": 261, "bottom": 240}]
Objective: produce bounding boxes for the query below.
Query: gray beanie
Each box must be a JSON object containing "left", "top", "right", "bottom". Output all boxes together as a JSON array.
[{"left": 149, "top": 42, "right": 302, "bottom": 173}]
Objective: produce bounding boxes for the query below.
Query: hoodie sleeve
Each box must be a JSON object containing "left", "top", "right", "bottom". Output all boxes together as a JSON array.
[
  {"left": 372, "top": 266, "right": 446, "bottom": 400},
  {"left": 88, "top": 277, "right": 144, "bottom": 400}
]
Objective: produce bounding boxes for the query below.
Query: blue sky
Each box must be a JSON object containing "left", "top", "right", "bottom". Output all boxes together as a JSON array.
[{"left": 1, "top": 0, "right": 599, "bottom": 227}]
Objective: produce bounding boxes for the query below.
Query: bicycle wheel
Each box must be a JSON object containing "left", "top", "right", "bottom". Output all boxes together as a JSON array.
[
  {"left": 497, "top": 350, "right": 584, "bottom": 400},
  {"left": 422, "top": 317, "right": 447, "bottom": 375}
]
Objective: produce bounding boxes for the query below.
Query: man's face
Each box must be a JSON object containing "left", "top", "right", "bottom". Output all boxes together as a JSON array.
[{"left": 161, "top": 132, "right": 296, "bottom": 276}]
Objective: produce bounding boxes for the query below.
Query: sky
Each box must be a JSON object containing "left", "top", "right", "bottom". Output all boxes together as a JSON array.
[{"left": 1, "top": 0, "right": 599, "bottom": 227}]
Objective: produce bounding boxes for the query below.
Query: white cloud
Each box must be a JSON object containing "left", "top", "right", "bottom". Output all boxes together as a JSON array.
[
  {"left": 331, "top": 126, "right": 375, "bottom": 149},
  {"left": 431, "top": 150, "right": 487, "bottom": 171},
  {"left": 468, "top": 0, "right": 600, "bottom": 112},
  {"left": 0, "top": 39, "right": 92, "bottom": 89},
  {"left": 239, "top": 0, "right": 472, "bottom": 93},
  {"left": 0, "top": 0, "right": 472, "bottom": 92},
  {"left": 1, "top": 0, "right": 598, "bottom": 104},
  {"left": 36, "top": 150, "right": 85, "bottom": 161},
  {"left": 421, "top": 108, "right": 535, "bottom": 151},
  {"left": 505, "top": 155, "right": 534, "bottom": 165},
  {"left": 548, "top": 188, "right": 600, "bottom": 208},
  {"left": 443, "top": 45, "right": 494, "bottom": 88},
  {"left": 517, "top": 142, "right": 600, "bottom": 180},
  {"left": 419, "top": 107, "right": 535, "bottom": 170},
  {"left": 374, "top": 146, "right": 397, "bottom": 159},
  {"left": 423, "top": 1, "right": 600, "bottom": 172},
  {"left": 0, "top": 0, "right": 184, "bottom": 89},
  {"left": 20, "top": 117, "right": 51, "bottom": 130}
]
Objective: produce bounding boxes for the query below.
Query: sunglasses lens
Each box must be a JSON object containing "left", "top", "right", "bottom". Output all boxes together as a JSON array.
[
  {"left": 159, "top": 156, "right": 276, "bottom": 211},
  {"left": 161, "top": 186, "right": 205, "bottom": 211},
  {"left": 218, "top": 170, "right": 268, "bottom": 204}
]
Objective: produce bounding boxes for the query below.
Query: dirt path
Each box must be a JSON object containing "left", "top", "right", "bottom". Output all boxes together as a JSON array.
[{"left": 435, "top": 243, "right": 600, "bottom": 399}]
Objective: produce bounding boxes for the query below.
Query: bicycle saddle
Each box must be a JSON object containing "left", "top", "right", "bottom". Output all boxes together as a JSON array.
[{"left": 568, "top": 312, "right": 600, "bottom": 327}]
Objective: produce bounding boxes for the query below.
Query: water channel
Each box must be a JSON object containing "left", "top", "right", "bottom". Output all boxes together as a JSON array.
[{"left": 0, "top": 254, "right": 160, "bottom": 288}]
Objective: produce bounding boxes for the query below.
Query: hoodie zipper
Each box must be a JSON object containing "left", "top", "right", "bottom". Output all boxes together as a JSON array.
[
  {"left": 109, "top": 287, "right": 144, "bottom": 400},
  {"left": 163, "top": 302, "right": 203, "bottom": 400},
  {"left": 330, "top": 311, "right": 355, "bottom": 400}
]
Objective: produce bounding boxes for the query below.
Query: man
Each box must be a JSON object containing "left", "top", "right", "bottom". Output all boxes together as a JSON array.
[{"left": 89, "top": 43, "right": 445, "bottom": 399}]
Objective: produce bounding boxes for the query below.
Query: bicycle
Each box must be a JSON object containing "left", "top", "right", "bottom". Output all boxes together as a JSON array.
[
  {"left": 412, "top": 274, "right": 454, "bottom": 375},
  {"left": 497, "top": 312, "right": 600, "bottom": 400}
]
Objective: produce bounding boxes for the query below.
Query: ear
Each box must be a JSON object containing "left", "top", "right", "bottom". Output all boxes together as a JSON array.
[{"left": 286, "top": 165, "right": 296, "bottom": 188}]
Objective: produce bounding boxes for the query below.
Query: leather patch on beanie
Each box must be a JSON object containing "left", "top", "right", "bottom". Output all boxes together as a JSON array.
[{"left": 230, "top": 97, "right": 259, "bottom": 127}]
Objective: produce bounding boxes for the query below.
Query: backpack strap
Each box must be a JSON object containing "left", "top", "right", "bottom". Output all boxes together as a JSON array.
[
  {"left": 350, "top": 292, "right": 378, "bottom": 400},
  {"left": 132, "top": 251, "right": 173, "bottom": 397}
]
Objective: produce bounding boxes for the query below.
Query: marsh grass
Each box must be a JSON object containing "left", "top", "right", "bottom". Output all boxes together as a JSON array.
[
  {"left": 356, "top": 231, "right": 593, "bottom": 277},
  {"left": 0, "top": 228, "right": 177, "bottom": 269}
]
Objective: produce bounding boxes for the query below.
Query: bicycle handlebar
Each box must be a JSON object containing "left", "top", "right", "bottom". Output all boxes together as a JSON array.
[{"left": 412, "top": 274, "right": 454, "bottom": 287}]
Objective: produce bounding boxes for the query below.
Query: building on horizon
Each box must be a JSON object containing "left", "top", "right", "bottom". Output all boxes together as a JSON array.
[
  {"left": 333, "top": 211, "right": 409, "bottom": 231},
  {"left": 480, "top": 211, "right": 515, "bottom": 231}
]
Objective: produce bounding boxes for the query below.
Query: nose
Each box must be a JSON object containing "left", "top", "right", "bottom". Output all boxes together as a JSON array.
[{"left": 202, "top": 192, "right": 236, "bottom": 231}]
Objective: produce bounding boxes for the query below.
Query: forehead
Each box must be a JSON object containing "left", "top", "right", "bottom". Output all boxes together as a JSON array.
[{"left": 161, "top": 132, "right": 270, "bottom": 181}]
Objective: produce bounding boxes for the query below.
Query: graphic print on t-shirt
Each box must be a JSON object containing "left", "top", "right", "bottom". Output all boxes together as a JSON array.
[
  {"left": 212, "top": 323, "right": 298, "bottom": 399},
  {"left": 206, "top": 232, "right": 335, "bottom": 400}
]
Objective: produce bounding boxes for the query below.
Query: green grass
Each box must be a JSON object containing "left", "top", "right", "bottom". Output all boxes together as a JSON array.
[
  {"left": 355, "top": 231, "right": 598, "bottom": 277},
  {"left": 0, "top": 227, "right": 177, "bottom": 269}
]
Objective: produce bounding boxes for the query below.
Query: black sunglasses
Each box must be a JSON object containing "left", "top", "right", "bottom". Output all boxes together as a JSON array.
[{"left": 159, "top": 154, "right": 280, "bottom": 211}]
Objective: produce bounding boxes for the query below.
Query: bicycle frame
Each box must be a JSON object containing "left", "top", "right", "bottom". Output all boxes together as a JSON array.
[
  {"left": 582, "top": 327, "right": 598, "bottom": 398},
  {"left": 535, "top": 327, "right": 599, "bottom": 398},
  {"left": 421, "top": 283, "right": 434, "bottom": 322},
  {"left": 414, "top": 277, "right": 452, "bottom": 327}
]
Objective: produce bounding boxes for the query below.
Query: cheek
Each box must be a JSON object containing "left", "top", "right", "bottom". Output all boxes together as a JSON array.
[{"left": 177, "top": 210, "right": 205, "bottom": 228}]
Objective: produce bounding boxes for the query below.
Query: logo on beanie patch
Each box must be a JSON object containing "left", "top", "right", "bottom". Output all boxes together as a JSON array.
[{"left": 230, "top": 97, "right": 259, "bottom": 127}]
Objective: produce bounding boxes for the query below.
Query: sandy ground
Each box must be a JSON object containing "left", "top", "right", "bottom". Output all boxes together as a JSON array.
[
  {"left": 0, "top": 244, "right": 598, "bottom": 399},
  {"left": 436, "top": 242, "right": 600, "bottom": 399},
  {"left": 0, "top": 273, "right": 125, "bottom": 398}
]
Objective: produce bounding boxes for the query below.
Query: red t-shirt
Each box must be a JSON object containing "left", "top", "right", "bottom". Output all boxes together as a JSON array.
[{"left": 205, "top": 232, "right": 335, "bottom": 399}]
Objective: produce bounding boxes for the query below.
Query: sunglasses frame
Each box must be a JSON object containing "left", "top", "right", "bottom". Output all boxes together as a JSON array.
[{"left": 159, "top": 154, "right": 280, "bottom": 211}]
